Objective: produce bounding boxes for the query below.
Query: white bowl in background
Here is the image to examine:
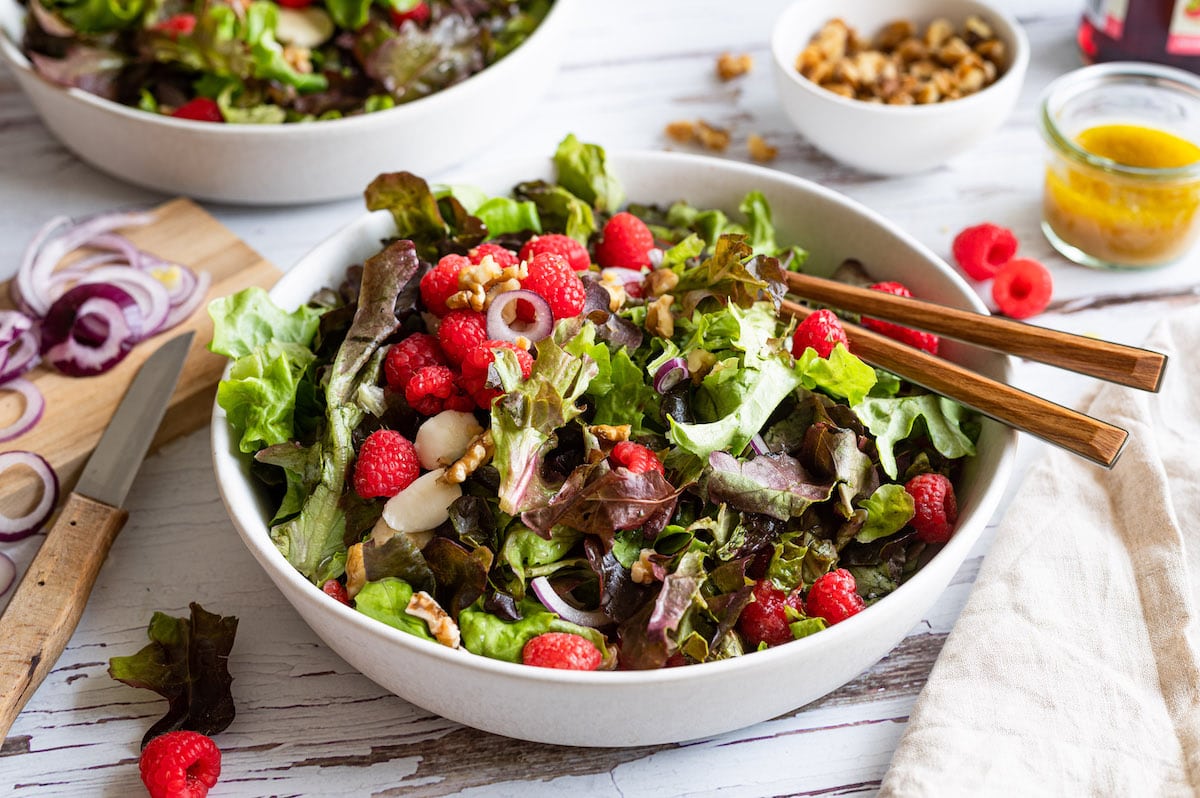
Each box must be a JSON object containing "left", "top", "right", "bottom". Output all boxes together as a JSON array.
[
  {"left": 0, "top": 0, "right": 574, "bottom": 205},
  {"left": 771, "top": 0, "right": 1029, "bottom": 175},
  {"left": 211, "top": 151, "right": 1017, "bottom": 746}
]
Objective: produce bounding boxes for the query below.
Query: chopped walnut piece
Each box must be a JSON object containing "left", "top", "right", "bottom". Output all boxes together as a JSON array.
[
  {"left": 665, "top": 120, "right": 698, "bottom": 144},
  {"left": 590, "top": 424, "right": 632, "bottom": 442},
  {"left": 696, "top": 120, "right": 731, "bottom": 152},
  {"left": 747, "top": 134, "right": 778, "bottom": 163},
  {"left": 406, "top": 591, "right": 461, "bottom": 649},
  {"left": 443, "top": 430, "right": 494, "bottom": 485},
  {"left": 716, "top": 52, "right": 754, "bottom": 81},
  {"left": 646, "top": 267, "right": 679, "bottom": 297},
  {"left": 630, "top": 549, "right": 657, "bottom": 585},
  {"left": 645, "top": 294, "right": 675, "bottom": 339}
]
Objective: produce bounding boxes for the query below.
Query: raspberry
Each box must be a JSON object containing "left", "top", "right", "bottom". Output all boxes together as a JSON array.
[
  {"left": 520, "top": 252, "right": 585, "bottom": 319},
  {"left": 277, "top": 0, "right": 313, "bottom": 7},
  {"left": 154, "top": 13, "right": 197, "bottom": 36},
  {"left": 171, "top": 98, "right": 223, "bottom": 123},
  {"left": 460, "top": 340, "right": 533, "bottom": 409},
  {"left": 904, "top": 472, "right": 958, "bottom": 544},
  {"left": 738, "top": 580, "right": 804, "bottom": 647},
  {"left": 139, "top": 731, "right": 221, "bottom": 798},
  {"left": 520, "top": 234, "right": 591, "bottom": 272},
  {"left": 353, "top": 429, "right": 419, "bottom": 499},
  {"left": 595, "top": 212, "right": 655, "bottom": 269},
  {"left": 792, "top": 309, "right": 849, "bottom": 358},
  {"left": 952, "top": 223, "right": 1018, "bottom": 280},
  {"left": 436, "top": 308, "right": 488, "bottom": 365},
  {"left": 522, "top": 632, "right": 603, "bottom": 670},
  {"left": 405, "top": 365, "right": 475, "bottom": 415},
  {"left": 384, "top": 333, "right": 446, "bottom": 393},
  {"left": 420, "top": 254, "right": 469, "bottom": 317},
  {"left": 469, "top": 242, "right": 519, "bottom": 269},
  {"left": 321, "top": 579, "right": 350, "bottom": 605},
  {"left": 992, "top": 258, "right": 1053, "bottom": 320},
  {"left": 805, "top": 569, "right": 865, "bottom": 625},
  {"left": 860, "top": 281, "right": 940, "bottom": 355},
  {"left": 389, "top": 0, "right": 429, "bottom": 25},
  {"left": 609, "top": 441, "right": 664, "bottom": 475}
]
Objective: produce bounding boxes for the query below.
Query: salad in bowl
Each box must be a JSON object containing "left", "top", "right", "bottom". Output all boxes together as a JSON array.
[{"left": 210, "top": 138, "right": 1015, "bottom": 744}]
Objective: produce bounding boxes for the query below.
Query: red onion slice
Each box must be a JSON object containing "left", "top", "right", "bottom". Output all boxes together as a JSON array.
[
  {"left": 653, "top": 357, "right": 689, "bottom": 393},
  {"left": 77, "top": 266, "right": 170, "bottom": 339},
  {"left": 0, "top": 552, "right": 14, "bottom": 597},
  {"left": 0, "top": 311, "right": 33, "bottom": 347},
  {"left": 0, "top": 330, "right": 41, "bottom": 385},
  {"left": 159, "top": 270, "right": 211, "bottom": 331},
  {"left": 0, "top": 379, "right": 45, "bottom": 443},
  {"left": 0, "top": 451, "right": 59, "bottom": 541},
  {"left": 487, "top": 290, "right": 554, "bottom": 345},
  {"left": 530, "top": 576, "right": 612, "bottom": 628},
  {"left": 41, "top": 285, "right": 141, "bottom": 377},
  {"left": 748, "top": 434, "right": 769, "bottom": 455}
]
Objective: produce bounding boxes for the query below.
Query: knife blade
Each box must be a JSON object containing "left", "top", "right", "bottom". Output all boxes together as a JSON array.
[{"left": 0, "top": 332, "right": 193, "bottom": 739}]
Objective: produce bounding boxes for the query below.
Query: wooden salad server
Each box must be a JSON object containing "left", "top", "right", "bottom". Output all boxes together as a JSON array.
[{"left": 0, "top": 332, "right": 193, "bottom": 739}]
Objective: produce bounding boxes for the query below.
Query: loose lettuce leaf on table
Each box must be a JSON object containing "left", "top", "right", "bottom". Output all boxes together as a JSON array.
[{"left": 108, "top": 603, "right": 238, "bottom": 748}]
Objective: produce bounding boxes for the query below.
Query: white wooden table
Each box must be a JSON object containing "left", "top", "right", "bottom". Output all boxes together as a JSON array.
[{"left": 2, "top": 1, "right": 1194, "bottom": 794}]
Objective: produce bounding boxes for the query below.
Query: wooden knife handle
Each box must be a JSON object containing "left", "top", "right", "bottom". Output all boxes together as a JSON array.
[{"left": 0, "top": 493, "right": 128, "bottom": 740}]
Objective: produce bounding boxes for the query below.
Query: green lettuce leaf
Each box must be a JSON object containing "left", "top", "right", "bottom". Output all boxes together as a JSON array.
[
  {"left": 474, "top": 197, "right": 542, "bottom": 237},
  {"left": 217, "top": 341, "right": 316, "bottom": 453},
  {"left": 513, "top": 180, "right": 596, "bottom": 244},
  {"left": 44, "top": 0, "right": 143, "bottom": 33},
  {"left": 795, "top": 343, "right": 877, "bottom": 405},
  {"left": 107, "top": 603, "right": 238, "bottom": 748},
  {"left": 459, "top": 596, "right": 612, "bottom": 664},
  {"left": 553, "top": 134, "right": 624, "bottom": 212},
  {"left": 856, "top": 484, "right": 915, "bottom": 543},
  {"left": 853, "top": 394, "right": 977, "bottom": 478},
  {"left": 789, "top": 616, "right": 828, "bottom": 639},
  {"left": 325, "top": 0, "right": 372, "bottom": 29},
  {"left": 208, "top": 286, "right": 323, "bottom": 360},
  {"left": 501, "top": 524, "right": 581, "bottom": 587},
  {"left": 354, "top": 578, "right": 436, "bottom": 641}
]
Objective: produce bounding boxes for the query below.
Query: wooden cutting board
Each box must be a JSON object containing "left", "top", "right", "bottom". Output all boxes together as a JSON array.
[{"left": 1, "top": 198, "right": 282, "bottom": 520}]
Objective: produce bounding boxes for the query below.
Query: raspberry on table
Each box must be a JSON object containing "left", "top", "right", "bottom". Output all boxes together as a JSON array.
[
  {"left": 353, "top": 429, "right": 420, "bottom": 499},
  {"left": 469, "top": 242, "right": 519, "bottom": 269},
  {"left": 595, "top": 212, "right": 655, "bottom": 269},
  {"left": 384, "top": 333, "right": 446, "bottom": 393},
  {"left": 171, "top": 98, "right": 223, "bottom": 123},
  {"left": 460, "top": 340, "right": 533, "bottom": 409},
  {"left": 992, "top": 257, "right": 1053, "bottom": 320},
  {"left": 904, "top": 472, "right": 959, "bottom": 544},
  {"left": 520, "top": 252, "right": 586, "bottom": 319},
  {"left": 139, "top": 730, "right": 221, "bottom": 798},
  {"left": 520, "top": 233, "right": 591, "bottom": 272},
  {"left": 805, "top": 569, "right": 865, "bottom": 625},
  {"left": 436, "top": 308, "right": 488, "bottom": 365},
  {"left": 951, "top": 222, "right": 1018, "bottom": 281},
  {"left": 738, "top": 579, "right": 804, "bottom": 648},
  {"left": 420, "top": 254, "right": 470, "bottom": 317},
  {"left": 522, "top": 632, "right": 603, "bottom": 670},
  {"left": 321, "top": 579, "right": 351, "bottom": 605},
  {"left": 405, "top": 365, "right": 475, "bottom": 416},
  {"left": 860, "top": 281, "right": 940, "bottom": 355},
  {"left": 609, "top": 441, "right": 664, "bottom": 475},
  {"left": 792, "top": 309, "right": 849, "bottom": 358}
]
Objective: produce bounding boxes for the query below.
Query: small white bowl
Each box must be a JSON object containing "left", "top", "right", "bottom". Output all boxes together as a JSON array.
[
  {"left": 0, "top": 0, "right": 574, "bottom": 205},
  {"left": 771, "top": 0, "right": 1029, "bottom": 175},
  {"left": 211, "top": 151, "right": 1017, "bottom": 746}
]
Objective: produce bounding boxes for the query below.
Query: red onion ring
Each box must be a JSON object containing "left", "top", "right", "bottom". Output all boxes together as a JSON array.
[
  {"left": 0, "top": 330, "right": 41, "bottom": 385},
  {"left": 0, "top": 552, "right": 14, "bottom": 597},
  {"left": 0, "top": 311, "right": 33, "bottom": 347},
  {"left": 653, "top": 357, "right": 689, "bottom": 393},
  {"left": 41, "top": 285, "right": 141, "bottom": 377},
  {"left": 0, "top": 379, "right": 45, "bottom": 443},
  {"left": 748, "top": 433, "right": 769, "bottom": 456},
  {"left": 159, "top": 270, "right": 211, "bottom": 331},
  {"left": 0, "top": 451, "right": 59, "bottom": 541},
  {"left": 530, "top": 576, "right": 612, "bottom": 628},
  {"left": 487, "top": 290, "right": 554, "bottom": 344},
  {"left": 76, "top": 266, "right": 170, "bottom": 339}
]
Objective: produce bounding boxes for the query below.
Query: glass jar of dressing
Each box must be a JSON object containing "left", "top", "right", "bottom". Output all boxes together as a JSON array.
[{"left": 1039, "top": 62, "right": 1200, "bottom": 269}]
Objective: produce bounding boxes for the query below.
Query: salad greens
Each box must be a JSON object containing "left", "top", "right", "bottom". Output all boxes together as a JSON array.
[
  {"left": 210, "top": 136, "right": 978, "bottom": 670},
  {"left": 22, "top": 0, "right": 552, "bottom": 122}
]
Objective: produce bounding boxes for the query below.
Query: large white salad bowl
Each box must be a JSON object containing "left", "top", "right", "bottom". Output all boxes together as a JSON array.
[
  {"left": 0, "top": 0, "right": 574, "bottom": 204},
  {"left": 211, "top": 151, "right": 1017, "bottom": 746}
]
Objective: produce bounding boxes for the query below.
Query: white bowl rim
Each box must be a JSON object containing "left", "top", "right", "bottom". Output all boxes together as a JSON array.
[
  {"left": 211, "top": 148, "right": 1017, "bottom": 687},
  {"left": 0, "top": 0, "right": 571, "bottom": 133},
  {"left": 770, "top": 0, "right": 1031, "bottom": 116}
]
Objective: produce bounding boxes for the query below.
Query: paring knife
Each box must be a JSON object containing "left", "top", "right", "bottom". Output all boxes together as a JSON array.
[{"left": 0, "top": 331, "right": 194, "bottom": 739}]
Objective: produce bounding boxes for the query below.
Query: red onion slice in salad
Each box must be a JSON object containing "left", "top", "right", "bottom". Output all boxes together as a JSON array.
[
  {"left": 530, "top": 576, "right": 612, "bottom": 628},
  {"left": 0, "top": 451, "right": 59, "bottom": 541},
  {"left": 41, "top": 284, "right": 142, "bottom": 377},
  {"left": 748, "top": 433, "right": 769, "bottom": 456},
  {"left": 600, "top": 267, "right": 646, "bottom": 286},
  {"left": 653, "top": 357, "right": 689, "bottom": 393},
  {"left": 0, "top": 329, "right": 41, "bottom": 385},
  {"left": 487, "top": 290, "right": 554, "bottom": 344},
  {"left": 0, "top": 379, "right": 45, "bottom": 443},
  {"left": 0, "top": 552, "right": 14, "bottom": 597}
]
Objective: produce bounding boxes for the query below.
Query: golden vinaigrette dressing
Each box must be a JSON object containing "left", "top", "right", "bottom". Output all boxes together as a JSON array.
[{"left": 1044, "top": 123, "right": 1200, "bottom": 267}]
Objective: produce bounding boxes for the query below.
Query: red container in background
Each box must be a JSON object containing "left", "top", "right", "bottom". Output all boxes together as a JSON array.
[{"left": 1079, "top": 0, "right": 1200, "bottom": 71}]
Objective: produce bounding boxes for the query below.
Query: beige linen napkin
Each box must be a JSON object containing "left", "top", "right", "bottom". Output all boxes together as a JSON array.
[{"left": 879, "top": 307, "right": 1200, "bottom": 797}]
